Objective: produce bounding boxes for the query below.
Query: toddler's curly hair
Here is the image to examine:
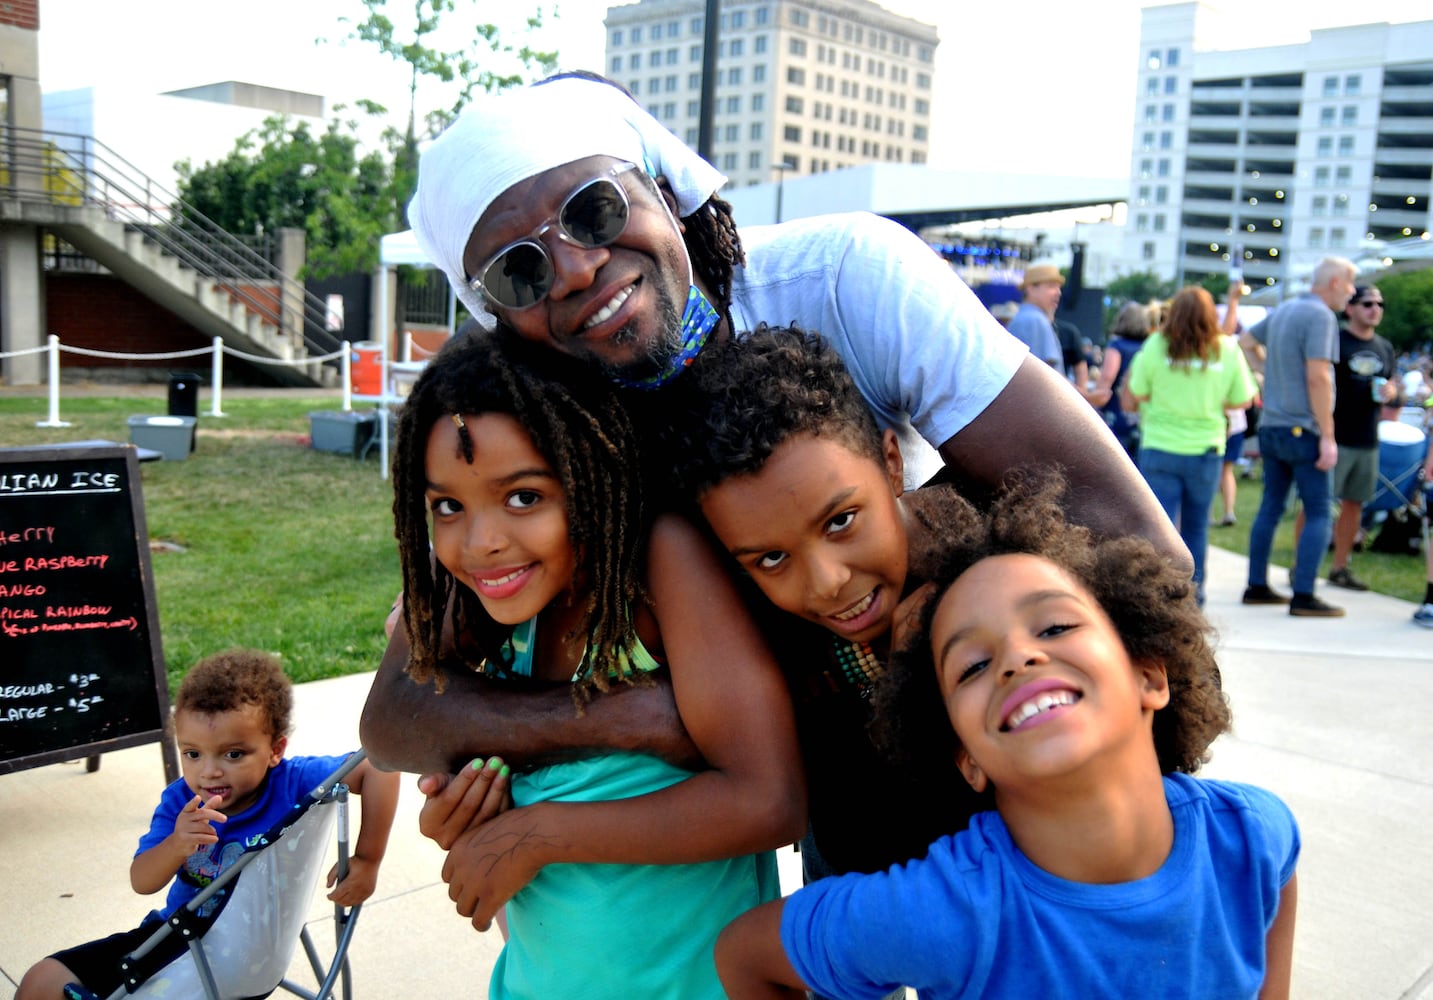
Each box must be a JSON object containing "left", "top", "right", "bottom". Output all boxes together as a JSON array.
[
  {"left": 175, "top": 648, "right": 293, "bottom": 741},
  {"left": 875, "top": 469, "right": 1231, "bottom": 790}
]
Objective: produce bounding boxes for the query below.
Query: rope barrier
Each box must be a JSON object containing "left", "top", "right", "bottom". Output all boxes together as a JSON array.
[
  {"left": 0, "top": 345, "right": 49, "bottom": 359},
  {"left": 58, "top": 344, "right": 213, "bottom": 361},
  {"left": 3, "top": 336, "right": 357, "bottom": 427}
]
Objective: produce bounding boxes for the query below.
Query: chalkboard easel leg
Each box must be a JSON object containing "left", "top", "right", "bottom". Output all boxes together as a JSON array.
[
  {"left": 85, "top": 755, "right": 100, "bottom": 773},
  {"left": 161, "top": 740, "right": 179, "bottom": 783}
]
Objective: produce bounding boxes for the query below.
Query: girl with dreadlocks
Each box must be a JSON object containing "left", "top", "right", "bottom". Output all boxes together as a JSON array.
[{"left": 391, "top": 328, "right": 803, "bottom": 1000}]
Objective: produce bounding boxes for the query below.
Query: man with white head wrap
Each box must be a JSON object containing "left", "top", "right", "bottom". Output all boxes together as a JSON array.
[{"left": 361, "top": 70, "right": 1185, "bottom": 902}]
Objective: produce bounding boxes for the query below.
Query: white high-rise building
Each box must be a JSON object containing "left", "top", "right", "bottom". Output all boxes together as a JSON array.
[
  {"left": 603, "top": 0, "right": 938, "bottom": 189},
  {"left": 1123, "top": 3, "right": 1433, "bottom": 289}
]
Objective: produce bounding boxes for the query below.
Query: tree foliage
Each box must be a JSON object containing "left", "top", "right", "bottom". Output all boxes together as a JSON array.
[
  {"left": 1102, "top": 270, "right": 1177, "bottom": 334},
  {"left": 336, "top": 0, "right": 557, "bottom": 228},
  {"left": 175, "top": 114, "right": 395, "bottom": 279},
  {"left": 171, "top": 0, "right": 559, "bottom": 278},
  {"left": 1367, "top": 266, "right": 1433, "bottom": 351}
]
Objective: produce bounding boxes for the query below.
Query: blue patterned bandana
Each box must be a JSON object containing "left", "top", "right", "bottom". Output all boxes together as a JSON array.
[{"left": 614, "top": 285, "right": 721, "bottom": 390}]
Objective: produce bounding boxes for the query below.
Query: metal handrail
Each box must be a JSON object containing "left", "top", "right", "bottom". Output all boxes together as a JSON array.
[{"left": 0, "top": 126, "right": 345, "bottom": 358}]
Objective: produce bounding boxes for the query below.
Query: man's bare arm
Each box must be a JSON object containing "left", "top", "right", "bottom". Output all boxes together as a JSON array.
[
  {"left": 359, "top": 622, "right": 699, "bottom": 775},
  {"left": 938, "top": 355, "right": 1191, "bottom": 574}
]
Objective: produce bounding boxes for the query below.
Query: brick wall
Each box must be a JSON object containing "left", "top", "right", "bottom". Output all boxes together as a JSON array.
[
  {"left": 0, "top": 3, "right": 40, "bottom": 29},
  {"left": 45, "top": 273, "right": 209, "bottom": 372}
]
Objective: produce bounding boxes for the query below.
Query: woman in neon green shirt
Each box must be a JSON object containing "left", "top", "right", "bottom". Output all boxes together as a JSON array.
[{"left": 1128, "top": 286, "right": 1257, "bottom": 605}]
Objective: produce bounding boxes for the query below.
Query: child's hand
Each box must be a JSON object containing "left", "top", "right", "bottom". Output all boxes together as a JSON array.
[
  {"left": 384, "top": 590, "right": 404, "bottom": 639},
  {"left": 172, "top": 794, "right": 225, "bottom": 853},
  {"left": 442, "top": 806, "right": 551, "bottom": 932},
  {"left": 418, "top": 757, "right": 512, "bottom": 851},
  {"left": 326, "top": 854, "right": 380, "bottom": 907},
  {"left": 891, "top": 582, "right": 938, "bottom": 655}
]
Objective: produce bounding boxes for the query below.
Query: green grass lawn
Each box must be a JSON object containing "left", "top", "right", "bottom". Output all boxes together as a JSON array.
[
  {"left": 8, "top": 390, "right": 1428, "bottom": 693},
  {"left": 1, "top": 393, "right": 399, "bottom": 693},
  {"left": 1208, "top": 463, "right": 1429, "bottom": 604}
]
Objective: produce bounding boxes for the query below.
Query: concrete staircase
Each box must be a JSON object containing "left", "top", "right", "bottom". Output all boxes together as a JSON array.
[{"left": 1, "top": 128, "right": 344, "bottom": 387}]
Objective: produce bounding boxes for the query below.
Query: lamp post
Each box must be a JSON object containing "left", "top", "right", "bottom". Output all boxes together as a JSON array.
[{"left": 771, "top": 162, "right": 792, "bottom": 224}]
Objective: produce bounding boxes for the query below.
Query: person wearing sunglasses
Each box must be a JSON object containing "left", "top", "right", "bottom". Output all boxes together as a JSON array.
[
  {"left": 360, "top": 71, "right": 1186, "bottom": 891},
  {"left": 1289, "top": 285, "right": 1400, "bottom": 593}
]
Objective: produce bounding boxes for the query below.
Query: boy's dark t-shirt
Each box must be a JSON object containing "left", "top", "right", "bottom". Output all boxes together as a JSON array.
[{"left": 752, "top": 485, "right": 978, "bottom": 877}]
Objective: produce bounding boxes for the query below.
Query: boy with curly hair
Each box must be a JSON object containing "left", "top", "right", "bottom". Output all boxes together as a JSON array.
[
  {"left": 18, "top": 649, "right": 400, "bottom": 1000},
  {"left": 714, "top": 472, "right": 1299, "bottom": 999},
  {"left": 667, "top": 324, "right": 981, "bottom": 885}
]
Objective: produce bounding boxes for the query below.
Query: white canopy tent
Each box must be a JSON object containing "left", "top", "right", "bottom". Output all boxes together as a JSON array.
[{"left": 360, "top": 230, "right": 453, "bottom": 477}]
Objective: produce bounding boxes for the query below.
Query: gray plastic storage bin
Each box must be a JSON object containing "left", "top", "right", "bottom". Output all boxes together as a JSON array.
[
  {"left": 309, "top": 410, "right": 378, "bottom": 459},
  {"left": 127, "top": 415, "right": 196, "bottom": 461}
]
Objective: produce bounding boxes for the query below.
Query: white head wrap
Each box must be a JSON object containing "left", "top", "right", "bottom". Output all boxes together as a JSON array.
[{"left": 408, "top": 77, "right": 728, "bottom": 327}]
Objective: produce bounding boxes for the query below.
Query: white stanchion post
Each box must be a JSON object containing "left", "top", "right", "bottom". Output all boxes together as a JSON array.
[
  {"left": 209, "top": 337, "right": 226, "bottom": 417},
  {"left": 35, "top": 335, "right": 71, "bottom": 428},
  {"left": 341, "top": 341, "right": 353, "bottom": 412}
]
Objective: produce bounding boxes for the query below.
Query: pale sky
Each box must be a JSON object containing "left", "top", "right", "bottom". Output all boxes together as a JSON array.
[{"left": 36, "top": 0, "right": 1433, "bottom": 180}]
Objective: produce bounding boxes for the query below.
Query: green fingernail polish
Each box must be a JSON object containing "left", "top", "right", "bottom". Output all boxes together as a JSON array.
[
  {"left": 499, "top": 765, "right": 510, "bottom": 779},
  {"left": 486, "top": 758, "right": 502, "bottom": 770},
  {"left": 471, "top": 758, "right": 485, "bottom": 771}
]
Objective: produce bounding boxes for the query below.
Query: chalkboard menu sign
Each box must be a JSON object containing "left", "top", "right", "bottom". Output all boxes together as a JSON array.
[{"left": 0, "top": 444, "right": 177, "bottom": 782}]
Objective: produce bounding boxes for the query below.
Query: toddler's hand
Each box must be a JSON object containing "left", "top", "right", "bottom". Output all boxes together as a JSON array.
[
  {"left": 418, "top": 758, "right": 512, "bottom": 851},
  {"left": 327, "top": 855, "right": 380, "bottom": 906},
  {"left": 173, "top": 794, "right": 225, "bottom": 853}
]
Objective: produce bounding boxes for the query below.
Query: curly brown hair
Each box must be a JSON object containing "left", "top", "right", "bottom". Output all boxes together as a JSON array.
[
  {"left": 874, "top": 469, "right": 1230, "bottom": 795},
  {"left": 175, "top": 648, "right": 293, "bottom": 741},
  {"left": 392, "top": 326, "right": 650, "bottom": 701},
  {"left": 666, "top": 324, "right": 885, "bottom": 497}
]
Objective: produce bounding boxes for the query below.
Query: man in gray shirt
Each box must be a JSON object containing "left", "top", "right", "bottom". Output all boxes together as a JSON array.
[{"left": 1240, "top": 256, "right": 1357, "bottom": 616}]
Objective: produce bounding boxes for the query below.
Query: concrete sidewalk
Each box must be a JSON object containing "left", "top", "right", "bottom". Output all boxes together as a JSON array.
[{"left": 3, "top": 545, "right": 1432, "bottom": 998}]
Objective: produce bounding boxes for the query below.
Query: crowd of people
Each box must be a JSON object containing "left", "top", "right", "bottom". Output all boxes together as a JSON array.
[
  {"left": 1066, "top": 260, "right": 1433, "bottom": 626},
  {"left": 48, "top": 69, "right": 1431, "bottom": 999}
]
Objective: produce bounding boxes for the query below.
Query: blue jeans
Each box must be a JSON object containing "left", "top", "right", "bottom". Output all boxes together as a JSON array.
[
  {"left": 1138, "top": 446, "right": 1221, "bottom": 601},
  {"left": 1249, "top": 425, "right": 1333, "bottom": 594}
]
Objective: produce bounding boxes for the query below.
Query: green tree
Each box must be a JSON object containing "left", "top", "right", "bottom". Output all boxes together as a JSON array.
[
  {"left": 1368, "top": 267, "right": 1433, "bottom": 351},
  {"left": 1103, "top": 270, "right": 1177, "bottom": 333},
  {"left": 333, "top": 0, "right": 558, "bottom": 247},
  {"left": 175, "top": 113, "right": 395, "bottom": 279},
  {"left": 173, "top": 1, "right": 559, "bottom": 279},
  {"left": 1196, "top": 271, "right": 1236, "bottom": 302}
]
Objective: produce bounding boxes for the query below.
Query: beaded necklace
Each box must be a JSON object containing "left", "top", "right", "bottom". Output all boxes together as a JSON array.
[{"left": 828, "top": 637, "right": 884, "bottom": 698}]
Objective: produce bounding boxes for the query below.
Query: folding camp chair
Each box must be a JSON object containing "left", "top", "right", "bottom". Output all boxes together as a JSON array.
[
  {"left": 1363, "top": 423, "right": 1428, "bottom": 556},
  {"left": 66, "top": 751, "right": 368, "bottom": 1000},
  {"left": 1370, "top": 422, "right": 1427, "bottom": 514}
]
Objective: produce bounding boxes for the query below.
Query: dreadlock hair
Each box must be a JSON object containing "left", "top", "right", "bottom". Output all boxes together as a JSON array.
[
  {"left": 668, "top": 324, "right": 883, "bottom": 498},
  {"left": 874, "top": 467, "right": 1231, "bottom": 806},
  {"left": 176, "top": 648, "right": 293, "bottom": 742},
  {"left": 392, "top": 326, "right": 649, "bottom": 702},
  {"left": 681, "top": 192, "right": 745, "bottom": 315}
]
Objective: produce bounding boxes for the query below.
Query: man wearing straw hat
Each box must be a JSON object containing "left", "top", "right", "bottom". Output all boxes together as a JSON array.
[{"left": 1006, "top": 261, "right": 1065, "bottom": 370}]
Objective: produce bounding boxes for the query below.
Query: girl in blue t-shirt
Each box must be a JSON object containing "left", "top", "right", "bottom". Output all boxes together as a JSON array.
[
  {"left": 715, "top": 471, "right": 1299, "bottom": 1000},
  {"left": 389, "top": 328, "right": 803, "bottom": 999}
]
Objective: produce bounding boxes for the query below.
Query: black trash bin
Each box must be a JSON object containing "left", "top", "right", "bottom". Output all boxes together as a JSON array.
[{"left": 167, "top": 372, "right": 201, "bottom": 418}]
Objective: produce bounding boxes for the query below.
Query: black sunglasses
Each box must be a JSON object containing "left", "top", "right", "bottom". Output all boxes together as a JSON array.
[
  {"left": 468, "top": 162, "right": 642, "bottom": 311},
  {"left": 1356, "top": 300, "right": 1385, "bottom": 308}
]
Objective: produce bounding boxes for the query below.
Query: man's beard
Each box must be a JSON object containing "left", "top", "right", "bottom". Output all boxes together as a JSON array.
[{"left": 596, "top": 279, "right": 687, "bottom": 384}]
